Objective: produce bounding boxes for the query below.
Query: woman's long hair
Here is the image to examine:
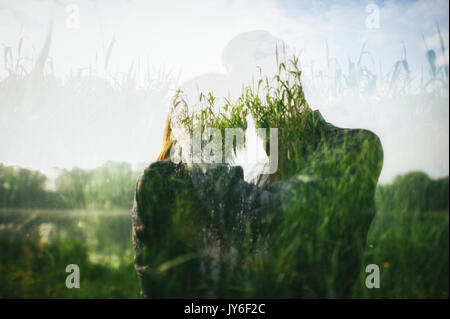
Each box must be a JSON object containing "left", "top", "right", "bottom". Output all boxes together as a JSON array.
[{"left": 157, "top": 113, "right": 173, "bottom": 161}]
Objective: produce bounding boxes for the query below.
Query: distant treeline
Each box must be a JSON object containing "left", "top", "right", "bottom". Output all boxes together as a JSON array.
[
  {"left": 0, "top": 162, "right": 448, "bottom": 212},
  {"left": 0, "top": 162, "right": 140, "bottom": 209},
  {"left": 375, "top": 171, "right": 449, "bottom": 214}
]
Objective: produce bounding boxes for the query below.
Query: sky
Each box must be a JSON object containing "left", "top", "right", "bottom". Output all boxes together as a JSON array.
[
  {"left": 0, "top": 0, "right": 448, "bottom": 81},
  {"left": 0, "top": 0, "right": 448, "bottom": 183}
]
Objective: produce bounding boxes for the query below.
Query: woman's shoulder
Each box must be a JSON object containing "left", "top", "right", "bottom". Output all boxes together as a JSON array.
[
  {"left": 312, "top": 110, "right": 383, "bottom": 155},
  {"left": 308, "top": 109, "right": 384, "bottom": 180},
  {"left": 135, "top": 160, "right": 191, "bottom": 194}
]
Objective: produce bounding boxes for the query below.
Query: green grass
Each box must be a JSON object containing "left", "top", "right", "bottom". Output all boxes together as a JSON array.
[
  {"left": 354, "top": 209, "right": 449, "bottom": 298},
  {"left": 0, "top": 210, "right": 139, "bottom": 298},
  {"left": 127, "top": 53, "right": 447, "bottom": 298},
  {"left": 0, "top": 185, "right": 447, "bottom": 299},
  {"left": 175, "top": 51, "right": 311, "bottom": 184},
  {"left": 0, "top": 50, "right": 448, "bottom": 299}
]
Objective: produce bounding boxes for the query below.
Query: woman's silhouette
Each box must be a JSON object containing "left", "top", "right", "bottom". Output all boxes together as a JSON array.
[{"left": 130, "top": 32, "right": 383, "bottom": 299}]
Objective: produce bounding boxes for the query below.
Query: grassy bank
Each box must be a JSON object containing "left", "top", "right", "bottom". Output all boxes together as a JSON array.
[{"left": 0, "top": 182, "right": 447, "bottom": 298}]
